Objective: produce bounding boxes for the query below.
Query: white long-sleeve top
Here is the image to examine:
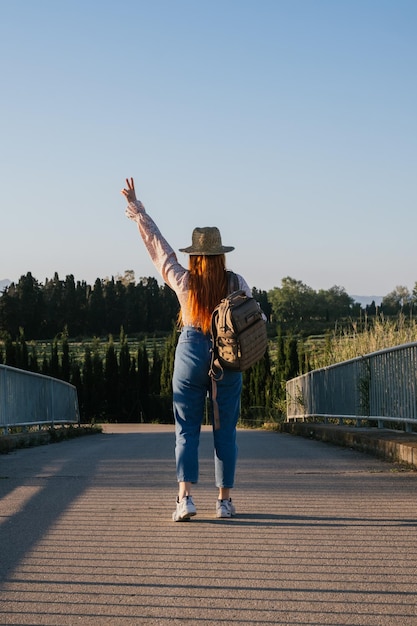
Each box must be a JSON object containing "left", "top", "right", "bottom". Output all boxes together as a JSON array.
[{"left": 126, "top": 200, "right": 251, "bottom": 326}]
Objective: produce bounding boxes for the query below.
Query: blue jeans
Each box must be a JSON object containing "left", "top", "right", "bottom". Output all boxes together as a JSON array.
[{"left": 172, "top": 326, "right": 242, "bottom": 488}]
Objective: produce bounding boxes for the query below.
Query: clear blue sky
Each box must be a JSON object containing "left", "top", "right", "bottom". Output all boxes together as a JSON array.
[{"left": 1, "top": 0, "right": 416, "bottom": 297}]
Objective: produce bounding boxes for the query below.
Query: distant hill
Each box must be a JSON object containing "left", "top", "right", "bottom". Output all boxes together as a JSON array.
[
  {"left": 0, "top": 279, "right": 11, "bottom": 294},
  {"left": 351, "top": 295, "right": 383, "bottom": 307}
]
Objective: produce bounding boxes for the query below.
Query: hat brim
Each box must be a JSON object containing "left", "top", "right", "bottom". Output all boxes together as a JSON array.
[{"left": 179, "top": 245, "right": 235, "bottom": 255}]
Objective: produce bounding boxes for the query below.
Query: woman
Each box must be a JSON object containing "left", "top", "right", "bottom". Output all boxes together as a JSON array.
[{"left": 121, "top": 178, "right": 252, "bottom": 521}]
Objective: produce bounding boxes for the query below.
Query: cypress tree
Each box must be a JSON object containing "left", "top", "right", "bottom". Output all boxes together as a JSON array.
[
  {"left": 104, "top": 278, "right": 119, "bottom": 334},
  {"left": 82, "top": 346, "right": 94, "bottom": 419},
  {"left": 16, "top": 328, "right": 29, "bottom": 370},
  {"left": 128, "top": 356, "right": 142, "bottom": 422},
  {"left": 118, "top": 328, "right": 131, "bottom": 420},
  {"left": 271, "top": 325, "right": 286, "bottom": 407},
  {"left": 241, "top": 350, "right": 272, "bottom": 423},
  {"left": 158, "top": 325, "right": 178, "bottom": 421},
  {"left": 5, "top": 334, "right": 17, "bottom": 367},
  {"left": 275, "top": 325, "right": 285, "bottom": 377},
  {"left": 61, "top": 328, "right": 71, "bottom": 382},
  {"left": 118, "top": 328, "right": 130, "bottom": 380},
  {"left": 298, "top": 339, "right": 311, "bottom": 374},
  {"left": 70, "top": 361, "right": 83, "bottom": 421},
  {"left": 92, "top": 338, "right": 105, "bottom": 419},
  {"left": 41, "top": 352, "right": 49, "bottom": 375},
  {"left": 43, "top": 273, "right": 63, "bottom": 338},
  {"left": 137, "top": 343, "right": 150, "bottom": 421},
  {"left": 0, "top": 286, "right": 19, "bottom": 338},
  {"left": 284, "top": 335, "right": 299, "bottom": 381},
  {"left": 88, "top": 279, "right": 105, "bottom": 335},
  {"left": 49, "top": 339, "right": 60, "bottom": 379},
  {"left": 28, "top": 343, "right": 39, "bottom": 372},
  {"left": 160, "top": 325, "right": 178, "bottom": 396},
  {"left": 150, "top": 343, "right": 162, "bottom": 396},
  {"left": 16, "top": 273, "right": 43, "bottom": 339},
  {"left": 104, "top": 335, "right": 119, "bottom": 420}
]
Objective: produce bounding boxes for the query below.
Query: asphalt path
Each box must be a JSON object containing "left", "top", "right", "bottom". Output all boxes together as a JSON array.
[{"left": 0, "top": 424, "right": 416, "bottom": 625}]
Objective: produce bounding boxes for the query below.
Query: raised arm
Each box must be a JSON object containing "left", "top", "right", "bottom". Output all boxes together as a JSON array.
[{"left": 121, "top": 177, "right": 188, "bottom": 294}]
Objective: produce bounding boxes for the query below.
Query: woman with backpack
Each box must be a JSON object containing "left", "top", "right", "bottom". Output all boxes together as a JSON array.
[{"left": 121, "top": 177, "right": 252, "bottom": 521}]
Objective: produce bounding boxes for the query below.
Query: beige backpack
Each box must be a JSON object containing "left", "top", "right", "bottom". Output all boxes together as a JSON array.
[
  {"left": 209, "top": 274, "right": 268, "bottom": 427},
  {"left": 210, "top": 289, "right": 267, "bottom": 374}
]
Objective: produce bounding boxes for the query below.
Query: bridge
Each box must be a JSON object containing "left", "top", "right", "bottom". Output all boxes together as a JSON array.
[{"left": 1, "top": 424, "right": 416, "bottom": 625}]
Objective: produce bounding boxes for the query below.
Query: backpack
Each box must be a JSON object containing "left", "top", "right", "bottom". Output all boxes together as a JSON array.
[
  {"left": 209, "top": 273, "right": 268, "bottom": 379},
  {"left": 209, "top": 273, "right": 268, "bottom": 429}
]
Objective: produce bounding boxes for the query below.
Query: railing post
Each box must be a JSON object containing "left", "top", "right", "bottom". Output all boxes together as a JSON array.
[{"left": 0, "top": 367, "right": 7, "bottom": 434}]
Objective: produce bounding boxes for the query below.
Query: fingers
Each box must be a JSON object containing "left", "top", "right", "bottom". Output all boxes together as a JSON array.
[{"left": 121, "top": 177, "right": 136, "bottom": 198}]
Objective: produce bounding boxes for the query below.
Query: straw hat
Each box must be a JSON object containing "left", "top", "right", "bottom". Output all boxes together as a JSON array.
[{"left": 179, "top": 227, "right": 234, "bottom": 255}]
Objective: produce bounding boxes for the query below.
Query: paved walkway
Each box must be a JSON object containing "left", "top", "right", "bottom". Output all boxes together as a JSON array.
[{"left": 0, "top": 425, "right": 416, "bottom": 625}]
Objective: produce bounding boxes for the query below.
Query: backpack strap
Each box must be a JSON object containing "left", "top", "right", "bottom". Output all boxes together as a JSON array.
[
  {"left": 209, "top": 319, "right": 222, "bottom": 429},
  {"left": 210, "top": 271, "right": 238, "bottom": 381},
  {"left": 227, "top": 270, "right": 239, "bottom": 293},
  {"left": 209, "top": 271, "right": 238, "bottom": 429}
]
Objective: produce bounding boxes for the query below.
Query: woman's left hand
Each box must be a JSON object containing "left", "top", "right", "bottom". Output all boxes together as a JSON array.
[{"left": 121, "top": 177, "right": 137, "bottom": 203}]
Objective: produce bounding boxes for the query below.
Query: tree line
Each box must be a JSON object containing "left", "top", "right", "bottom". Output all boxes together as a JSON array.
[
  {"left": 0, "top": 271, "right": 179, "bottom": 340},
  {"left": 1, "top": 270, "right": 416, "bottom": 425},
  {"left": 2, "top": 271, "right": 415, "bottom": 342},
  {"left": 267, "top": 277, "right": 417, "bottom": 334}
]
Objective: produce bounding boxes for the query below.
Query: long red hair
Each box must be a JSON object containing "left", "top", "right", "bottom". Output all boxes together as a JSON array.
[{"left": 180, "top": 254, "right": 228, "bottom": 333}]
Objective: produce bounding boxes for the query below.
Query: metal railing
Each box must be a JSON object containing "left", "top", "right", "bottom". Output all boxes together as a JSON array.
[
  {"left": 0, "top": 364, "right": 80, "bottom": 434},
  {"left": 286, "top": 342, "right": 417, "bottom": 432}
]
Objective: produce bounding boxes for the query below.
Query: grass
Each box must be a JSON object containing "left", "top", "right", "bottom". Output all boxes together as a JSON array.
[
  {"left": 0, "top": 424, "right": 102, "bottom": 454},
  {"left": 306, "top": 314, "right": 417, "bottom": 370}
]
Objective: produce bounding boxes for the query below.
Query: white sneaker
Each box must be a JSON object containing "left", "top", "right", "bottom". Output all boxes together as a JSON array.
[
  {"left": 172, "top": 496, "right": 197, "bottom": 522},
  {"left": 216, "top": 498, "right": 236, "bottom": 518}
]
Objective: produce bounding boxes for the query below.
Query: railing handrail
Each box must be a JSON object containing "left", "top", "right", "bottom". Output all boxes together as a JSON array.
[
  {"left": 0, "top": 363, "right": 77, "bottom": 387},
  {"left": 0, "top": 364, "right": 80, "bottom": 434}
]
